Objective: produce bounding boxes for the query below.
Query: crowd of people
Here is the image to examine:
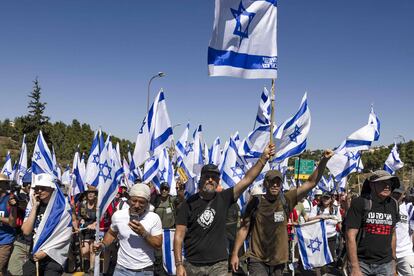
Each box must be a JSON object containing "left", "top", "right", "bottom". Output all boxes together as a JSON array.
[{"left": 0, "top": 143, "right": 413, "bottom": 276}]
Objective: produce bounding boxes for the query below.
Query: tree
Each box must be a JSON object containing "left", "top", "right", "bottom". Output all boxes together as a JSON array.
[{"left": 23, "top": 78, "right": 50, "bottom": 158}]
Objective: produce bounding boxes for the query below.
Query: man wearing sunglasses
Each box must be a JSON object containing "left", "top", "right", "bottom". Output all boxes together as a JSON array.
[{"left": 174, "top": 143, "right": 276, "bottom": 276}]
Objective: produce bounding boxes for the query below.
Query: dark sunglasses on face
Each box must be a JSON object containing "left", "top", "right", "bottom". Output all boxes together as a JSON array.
[{"left": 201, "top": 173, "right": 220, "bottom": 181}]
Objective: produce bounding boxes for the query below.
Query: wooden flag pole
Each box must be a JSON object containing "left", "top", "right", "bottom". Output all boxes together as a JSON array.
[{"left": 270, "top": 79, "right": 275, "bottom": 146}]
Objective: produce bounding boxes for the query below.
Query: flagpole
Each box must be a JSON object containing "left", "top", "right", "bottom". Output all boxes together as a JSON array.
[
  {"left": 36, "top": 261, "right": 39, "bottom": 276},
  {"left": 270, "top": 79, "right": 275, "bottom": 146}
]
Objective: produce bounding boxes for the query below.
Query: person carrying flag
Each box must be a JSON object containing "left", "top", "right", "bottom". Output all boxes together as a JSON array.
[
  {"left": 174, "top": 144, "right": 276, "bottom": 276},
  {"left": 21, "top": 173, "right": 72, "bottom": 276},
  {"left": 230, "top": 150, "right": 333, "bottom": 276}
]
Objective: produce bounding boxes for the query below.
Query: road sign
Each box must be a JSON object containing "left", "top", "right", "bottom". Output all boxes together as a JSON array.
[{"left": 294, "top": 159, "right": 314, "bottom": 176}]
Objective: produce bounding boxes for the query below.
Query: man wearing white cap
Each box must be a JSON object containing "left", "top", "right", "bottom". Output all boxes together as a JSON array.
[{"left": 94, "top": 184, "right": 162, "bottom": 275}]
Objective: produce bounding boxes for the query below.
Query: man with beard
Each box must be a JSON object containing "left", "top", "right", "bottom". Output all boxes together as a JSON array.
[
  {"left": 230, "top": 150, "right": 334, "bottom": 276},
  {"left": 174, "top": 144, "right": 275, "bottom": 276},
  {"left": 93, "top": 184, "right": 162, "bottom": 275}
]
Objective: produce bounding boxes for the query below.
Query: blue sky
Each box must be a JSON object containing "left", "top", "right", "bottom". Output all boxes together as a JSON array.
[{"left": 0, "top": 0, "right": 413, "bottom": 150}]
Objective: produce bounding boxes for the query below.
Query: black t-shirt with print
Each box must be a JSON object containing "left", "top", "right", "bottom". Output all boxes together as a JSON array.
[
  {"left": 346, "top": 196, "right": 399, "bottom": 264},
  {"left": 176, "top": 187, "right": 235, "bottom": 264}
]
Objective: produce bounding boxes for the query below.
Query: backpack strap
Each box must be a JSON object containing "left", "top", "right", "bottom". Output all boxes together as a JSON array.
[
  {"left": 356, "top": 197, "right": 372, "bottom": 244},
  {"left": 279, "top": 192, "right": 291, "bottom": 219}
]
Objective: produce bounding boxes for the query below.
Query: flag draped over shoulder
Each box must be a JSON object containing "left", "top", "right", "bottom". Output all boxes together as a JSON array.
[
  {"left": 295, "top": 220, "right": 333, "bottom": 270},
  {"left": 384, "top": 143, "right": 404, "bottom": 175},
  {"left": 32, "top": 177, "right": 72, "bottom": 266},
  {"left": 208, "top": 0, "right": 278, "bottom": 79}
]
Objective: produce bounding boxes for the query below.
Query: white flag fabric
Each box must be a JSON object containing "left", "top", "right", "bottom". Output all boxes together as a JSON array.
[
  {"left": 208, "top": 0, "right": 278, "bottom": 79},
  {"left": 133, "top": 115, "right": 151, "bottom": 167},
  {"left": 85, "top": 130, "right": 100, "bottom": 187},
  {"left": 1, "top": 152, "right": 13, "bottom": 179},
  {"left": 239, "top": 124, "right": 271, "bottom": 163},
  {"left": 16, "top": 134, "right": 28, "bottom": 185},
  {"left": 162, "top": 229, "right": 176, "bottom": 275},
  {"left": 384, "top": 144, "right": 404, "bottom": 175},
  {"left": 175, "top": 123, "right": 190, "bottom": 161},
  {"left": 61, "top": 166, "right": 71, "bottom": 185},
  {"left": 273, "top": 92, "right": 311, "bottom": 162},
  {"left": 31, "top": 131, "right": 55, "bottom": 178},
  {"left": 327, "top": 141, "right": 364, "bottom": 182},
  {"left": 255, "top": 87, "right": 271, "bottom": 127},
  {"left": 209, "top": 137, "right": 221, "bottom": 166},
  {"left": 71, "top": 151, "right": 86, "bottom": 199},
  {"left": 149, "top": 90, "right": 173, "bottom": 157},
  {"left": 295, "top": 220, "right": 333, "bottom": 270},
  {"left": 317, "top": 176, "right": 334, "bottom": 193},
  {"left": 344, "top": 107, "right": 380, "bottom": 151},
  {"left": 32, "top": 175, "right": 72, "bottom": 266},
  {"left": 221, "top": 138, "right": 248, "bottom": 209}
]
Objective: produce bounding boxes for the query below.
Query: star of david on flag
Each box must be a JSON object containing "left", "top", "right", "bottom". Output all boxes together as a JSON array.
[
  {"left": 295, "top": 220, "right": 333, "bottom": 270},
  {"left": 1, "top": 151, "right": 13, "bottom": 179},
  {"left": 31, "top": 131, "right": 55, "bottom": 178},
  {"left": 208, "top": 0, "right": 278, "bottom": 78},
  {"left": 85, "top": 130, "right": 101, "bottom": 187}
]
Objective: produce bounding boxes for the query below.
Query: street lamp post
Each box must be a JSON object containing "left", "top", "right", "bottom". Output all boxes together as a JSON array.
[{"left": 147, "top": 72, "right": 166, "bottom": 112}]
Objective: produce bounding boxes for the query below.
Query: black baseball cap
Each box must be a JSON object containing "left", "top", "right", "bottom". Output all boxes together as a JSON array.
[{"left": 201, "top": 164, "right": 220, "bottom": 176}]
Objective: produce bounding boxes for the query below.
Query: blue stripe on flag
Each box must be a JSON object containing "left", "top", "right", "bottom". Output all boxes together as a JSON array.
[
  {"left": 320, "top": 220, "right": 333, "bottom": 264},
  {"left": 274, "top": 140, "right": 307, "bottom": 163},
  {"left": 164, "top": 229, "right": 173, "bottom": 274},
  {"left": 32, "top": 162, "right": 46, "bottom": 175},
  {"left": 208, "top": 47, "right": 277, "bottom": 70},
  {"left": 151, "top": 128, "right": 173, "bottom": 152},
  {"left": 345, "top": 140, "right": 371, "bottom": 148},
  {"left": 295, "top": 225, "right": 311, "bottom": 270},
  {"left": 283, "top": 102, "right": 308, "bottom": 130},
  {"left": 383, "top": 164, "right": 393, "bottom": 174}
]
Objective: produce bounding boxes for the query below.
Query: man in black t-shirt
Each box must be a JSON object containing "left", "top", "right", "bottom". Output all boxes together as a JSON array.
[
  {"left": 174, "top": 144, "right": 275, "bottom": 276},
  {"left": 346, "top": 170, "right": 400, "bottom": 276}
]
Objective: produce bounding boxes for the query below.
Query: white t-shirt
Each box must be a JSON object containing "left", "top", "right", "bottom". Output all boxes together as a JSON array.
[
  {"left": 310, "top": 205, "right": 342, "bottom": 238},
  {"left": 396, "top": 202, "right": 414, "bottom": 259},
  {"left": 110, "top": 208, "right": 163, "bottom": 270}
]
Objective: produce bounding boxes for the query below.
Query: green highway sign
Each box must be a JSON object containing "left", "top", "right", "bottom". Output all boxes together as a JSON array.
[{"left": 294, "top": 159, "right": 315, "bottom": 175}]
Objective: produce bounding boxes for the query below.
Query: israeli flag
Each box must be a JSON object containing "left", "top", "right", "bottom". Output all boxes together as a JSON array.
[
  {"left": 153, "top": 148, "right": 177, "bottom": 196},
  {"left": 344, "top": 106, "right": 380, "bottom": 151},
  {"left": 255, "top": 87, "right": 271, "bottom": 127},
  {"left": 221, "top": 137, "right": 249, "bottom": 209},
  {"left": 122, "top": 158, "right": 134, "bottom": 189},
  {"left": 32, "top": 176, "right": 72, "bottom": 266},
  {"left": 384, "top": 143, "right": 404, "bottom": 175},
  {"left": 51, "top": 146, "right": 59, "bottom": 178},
  {"left": 270, "top": 157, "right": 288, "bottom": 175},
  {"left": 32, "top": 131, "right": 55, "bottom": 178},
  {"left": 327, "top": 141, "right": 364, "bottom": 182},
  {"left": 176, "top": 122, "right": 190, "bottom": 160},
  {"left": 1, "top": 151, "right": 12, "bottom": 179},
  {"left": 273, "top": 92, "right": 311, "bottom": 163},
  {"left": 96, "top": 135, "right": 124, "bottom": 221},
  {"left": 71, "top": 151, "right": 85, "bottom": 199},
  {"left": 239, "top": 124, "right": 271, "bottom": 163},
  {"left": 176, "top": 155, "right": 196, "bottom": 197},
  {"left": 85, "top": 130, "right": 100, "bottom": 187},
  {"left": 282, "top": 175, "right": 296, "bottom": 191},
  {"left": 184, "top": 125, "right": 204, "bottom": 177},
  {"left": 142, "top": 156, "right": 160, "bottom": 184},
  {"left": 208, "top": 0, "right": 277, "bottom": 79},
  {"left": 149, "top": 90, "right": 174, "bottom": 157},
  {"left": 295, "top": 220, "right": 333, "bottom": 270},
  {"left": 127, "top": 144, "right": 133, "bottom": 164},
  {"left": 317, "top": 176, "right": 334, "bottom": 193},
  {"left": 162, "top": 229, "right": 176, "bottom": 275},
  {"left": 133, "top": 113, "right": 151, "bottom": 167},
  {"left": 209, "top": 137, "right": 221, "bottom": 166},
  {"left": 14, "top": 135, "right": 28, "bottom": 185}
]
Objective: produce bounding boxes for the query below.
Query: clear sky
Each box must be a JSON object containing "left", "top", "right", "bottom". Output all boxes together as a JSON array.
[{"left": 0, "top": 0, "right": 413, "bottom": 150}]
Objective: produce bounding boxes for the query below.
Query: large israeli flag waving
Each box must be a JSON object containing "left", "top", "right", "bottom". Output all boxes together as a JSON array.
[
  {"left": 295, "top": 220, "right": 333, "bottom": 270},
  {"left": 273, "top": 92, "right": 311, "bottom": 162},
  {"left": 327, "top": 140, "right": 364, "bottom": 182},
  {"left": 32, "top": 175, "right": 72, "bottom": 266},
  {"left": 1, "top": 151, "right": 12, "bottom": 179},
  {"left": 344, "top": 106, "right": 380, "bottom": 151},
  {"left": 208, "top": 0, "right": 277, "bottom": 79},
  {"left": 384, "top": 143, "right": 404, "bottom": 175},
  {"left": 32, "top": 131, "right": 55, "bottom": 177}
]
